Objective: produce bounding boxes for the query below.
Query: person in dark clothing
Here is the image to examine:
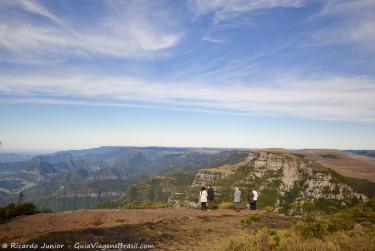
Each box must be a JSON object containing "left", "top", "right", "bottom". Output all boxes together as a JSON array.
[
  {"left": 247, "top": 190, "right": 255, "bottom": 210},
  {"left": 207, "top": 185, "right": 214, "bottom": 210}
]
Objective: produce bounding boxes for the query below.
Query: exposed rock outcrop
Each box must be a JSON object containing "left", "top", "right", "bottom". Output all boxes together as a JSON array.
[{"left": 190, "top": 151, "right": 370, "bottom": 214}]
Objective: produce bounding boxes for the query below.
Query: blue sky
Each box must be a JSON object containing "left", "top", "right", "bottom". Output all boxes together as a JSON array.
[{"left": 0, "top": 0, "right": 374, "bottom": 151}]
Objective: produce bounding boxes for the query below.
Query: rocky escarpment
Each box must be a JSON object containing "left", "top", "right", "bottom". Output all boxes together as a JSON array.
[
  {"left": 252, "top": 152, "right": 367, "bottom": 200},
  {"left": 190, "top": 151, "right": 372, "bottom": 214}
]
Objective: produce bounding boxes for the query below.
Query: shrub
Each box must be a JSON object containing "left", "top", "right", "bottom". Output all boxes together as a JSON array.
[
  {"left": 241, "top": 214, "right": 262, "bottom": 224},
  {"left": 328, "top": 205, "right": 339, "bottom": 213},
  {"left": 0, "top": 202, "right": 48, "bottom": 223},
  {"left": 294, "top": 213, "right": 357, "bottom": 239},
  {"left": 219, "top": 225, "right": 375, "bottom": 251},
  {"left": 219, "top": 202, "right": 375, "bottom": 250},
  {"left": 294, "top": 215, "right": 328, "bottom": 238},
  {"left": 219, "top": 228, "right": 283, "bottom": 251},
  {"left": 342, "top": 199, "right": 375, "bottom": 223},
  {"left": 289, "top": 199, "right": 317, "bottom": 216},
  {"left": 265, "top": 206, "right": 274, "bottom": 213},
  {"left": 302, "top": 200, "right": 315, "bottom": 212},
  {"left": 218, "top": 202, "right": 234, "bottom": 209},
  {"left": 327, "top": 214, "right": 354, "bottom": 232},
  {"left": 320, "top": 154, "right": 338, "bottom": 159}
]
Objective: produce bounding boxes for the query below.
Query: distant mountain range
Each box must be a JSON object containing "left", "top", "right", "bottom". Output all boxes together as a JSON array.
[
  {"left": 345, "top": 150, "right": 375, "bottom": 158},
  {"left": 1, "top": 147, "right": 374, "bottom": 213},
  {"left": 0, "top": 146, "right": 248, "bottom": 211},
  {"left": 0, "top": 153, "right": 33, "bottom": 163}
]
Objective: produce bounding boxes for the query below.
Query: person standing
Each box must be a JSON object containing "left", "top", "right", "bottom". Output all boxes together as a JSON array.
[
  {"left": 247, "top": 189, "right": 254, "bottom": 210},
  {"left": 200, "top": 187, "right": 208, "bottom": 211},
  {"left": 252, "top": 189, "right": 259, "bottom": 210},
  {"left": 207, "top": 185, "right": 214, "bottom": 210},
  {"left": 233, "top": 187, "right": 241, "bottom": 212}
]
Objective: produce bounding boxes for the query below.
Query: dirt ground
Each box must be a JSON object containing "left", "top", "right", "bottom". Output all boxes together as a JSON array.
[{"left": 0, "top": 208, "right": 293, "bottom": 250}]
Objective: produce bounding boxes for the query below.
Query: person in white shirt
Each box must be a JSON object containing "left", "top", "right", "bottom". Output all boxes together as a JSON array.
[
  {"left": 200, "top": 187, "right": 208, "bottom": 211},
  {"left": 252, "top": 189, "right": 259, "bottom": 210}
]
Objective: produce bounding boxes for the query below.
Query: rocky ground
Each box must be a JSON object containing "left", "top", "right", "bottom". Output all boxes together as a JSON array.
[{"left": 0, "top": 208, "right": 293, "bottom": 250}]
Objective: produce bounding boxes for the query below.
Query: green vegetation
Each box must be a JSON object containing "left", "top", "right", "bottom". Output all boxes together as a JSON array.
[
  {"left": 314, "top": 199, "right": 347, "bottom": 213},
  {"left": 0, "top": 202, "right": 52, "bottom": 223},
  {"left": 264, "top": 206, "right": 274, "bottom": 213},
  {"left": 202, "top": 162, "right": 281, "bottom": 209},
  {"left": 294, "top": 215, "right": 350, "bottom": 238},
  {"left": 290, "top": 153, "right": 305, "bottom": 158},
  {"left": 219, "top": 200, "right": 375, "bottom": 250},
  {"left": 207, "top": 163, "right": 253, "bottom": 203},
  {"left": 279, "top": 182, "right": 307, "bottom": 214},
  {"left": 330, "top": 170, "right": 375, "bottom": 197},
  {"left": 320, "top": 154, "right": 339, "bottom": 159},
  {"left": 241, "top": 214, "right": 262, "bottom": 224},
  {"left": 123, "top": 172, "right": 194, "bottom": 205},
  {"left": 219, "top": 225, "right": 374, "bottom": 251},
  {"left": 293, "top": 199, "right": 375, "bottom": 238}
]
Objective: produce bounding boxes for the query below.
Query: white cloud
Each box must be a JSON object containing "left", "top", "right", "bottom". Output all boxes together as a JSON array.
[
  {"left": 202, "top": 35, "right": 226, "bottom": 44},
  {"left": 1, "top": 0, "right": 62, "bottom": 24},
  {"left": 0, "top": 0, "right": 182, "bottom": 62},
  {"left": 1, "top": 72, "right": 374, "bottom": 122},
  {"left": 190, "top": 0, "right": 307, "bottom": 23},
  {"left": 311, "top": 0, "right": 375, "bottom": 51}
]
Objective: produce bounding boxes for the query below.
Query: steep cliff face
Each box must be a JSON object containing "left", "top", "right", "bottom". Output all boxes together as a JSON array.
[{"left": 190, "top": 152, "right": 372, "bottom": 214}]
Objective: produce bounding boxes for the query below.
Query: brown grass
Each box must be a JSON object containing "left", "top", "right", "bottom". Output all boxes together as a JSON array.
[
  {"left": 218, "top": 224, "right": 375, "bottom": 251},
  {"left": 294, "top": 149, "right": 375, "bottom": 182},
  {"left": 0, "top": 208, "right": 262, "bottom": 245}
]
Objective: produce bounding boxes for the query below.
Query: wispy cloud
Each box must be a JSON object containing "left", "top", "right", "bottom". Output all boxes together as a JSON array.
[
  {"left": 1, "top": 0, "right": 374, "bottom": 124},
  {"left": 310, "top": 0, "right": 375, "bottom": 51},
  {"left": 1, "top": 0, "right": 63, "bottom": 25},
  {"left": 190, "top": 0, "right": 307, "bottom": 23},
  {"left": 1, "top": 71, "right": 374, "bottom": 122},
  {"left": 0, "top": 0, "right": 183, "bottom": 63},
  {"left": 189, "top": 0, "right": 308, "bottom": 44},
  {"left": 202, "top": 35, "right": 226, "bottom": 44}
]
